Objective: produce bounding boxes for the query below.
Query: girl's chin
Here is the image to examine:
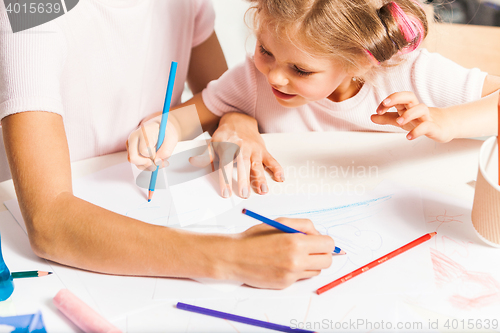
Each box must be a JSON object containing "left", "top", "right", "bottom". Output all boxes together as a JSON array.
[{"left": 274, "top": 96, "right": 307, "bottom": 108}]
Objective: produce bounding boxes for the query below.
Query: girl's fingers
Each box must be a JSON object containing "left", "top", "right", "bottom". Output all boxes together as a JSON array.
[
  {"left": 249, "top": 157, "right": 269, "bottom": 195},
  {"left": 376, "top": 92, "right": 419, "bottom": 114},
  {"left": 219, "top": 157, "right": 233, "bottom": 198},
  {"left": 262, "top": 152, "right": 285, "bottom": 182},
  {"left": 218, "top": 145, "right": 238, "bottom": 198},
  {"left": 407, "top": 121, "right": 441, "bottom": 141},
  {"left": 236, "top": 150, "right": 251, "bottom": 199},
  {"left": 138, "top": 124, "right": 157, "bottom": 160},
  {"left": 397, "top": 104, "right": 431, "bottom": 126},
  {"left": 189, "top": 144, "right": 214, "bottom": 168},
  {"left": 127, "top": 133, "right": 156, "bottom": 169},
  {"left": 371, "top": 112, "right": 400, "bottom": 127},
  {"left": 155, "top": 137, "right": 177, "bottom": 167}
]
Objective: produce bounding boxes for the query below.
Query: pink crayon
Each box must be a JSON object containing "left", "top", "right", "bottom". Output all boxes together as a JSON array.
[{"left": 53, "top": 289, "right": 122, "bottom": 333}]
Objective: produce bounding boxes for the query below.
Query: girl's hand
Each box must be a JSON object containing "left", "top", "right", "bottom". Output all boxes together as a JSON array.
[
  {"left": 230, "top": 218, "right": 335, "bottom": 289},
  {"left": 127, "top": 114, "right": 180, "bottom": 171},
  {"left": 371, "top": 91, "right": 455, "bottom": 143},
  {"left": 189, "top": 112, "right": 284, "bottom": 199}
]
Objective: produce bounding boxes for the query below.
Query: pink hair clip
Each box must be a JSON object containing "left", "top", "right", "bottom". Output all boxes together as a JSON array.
[
  {"left": 387, "top": 1, "right": 424, "bottom": 53},
  {"left": 365, "top": 49, "right": 380, "bottom": 65}
]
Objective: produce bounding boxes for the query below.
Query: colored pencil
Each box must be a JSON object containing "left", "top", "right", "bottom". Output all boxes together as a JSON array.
[
  {"left": 176, "top": 302, "right": 315, "bottom": 333},
  {"left": 242, "top": 208, "right": 346, "bottom": 255},
  {"left": 148, "top": 61, "right": 178, "bottom": 202},
  {"left": 11, "top": 271, "right": 52, "bottom": 279},
  {"left": 316, "top": 232, "right": 437, "bottom": 295}
]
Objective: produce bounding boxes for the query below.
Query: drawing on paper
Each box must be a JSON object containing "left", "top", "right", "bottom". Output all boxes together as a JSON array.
[
  {"left": 430, "top": 248, "right": 500, "bottom": 309},
  {"left": 270, "top": 195, "right": 393, "bottom": 272}
]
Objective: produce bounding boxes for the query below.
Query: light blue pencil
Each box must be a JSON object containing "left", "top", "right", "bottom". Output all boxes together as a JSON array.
[{"left": 148, "top": 61, "right": 178, "bottom": 202}]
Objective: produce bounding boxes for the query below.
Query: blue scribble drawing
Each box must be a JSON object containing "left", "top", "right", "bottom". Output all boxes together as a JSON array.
[{"left": 269, "top": 195, "right": 393, "bottom": 275}]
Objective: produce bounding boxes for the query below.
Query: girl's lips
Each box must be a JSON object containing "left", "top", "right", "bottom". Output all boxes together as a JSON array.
[{"left": 272, "top": 87, "right": 296, "bottom": 100}]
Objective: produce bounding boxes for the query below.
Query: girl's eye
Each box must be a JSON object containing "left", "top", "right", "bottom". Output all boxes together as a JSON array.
[
  {"left": 294, "top": 65, "right": 313, "bottom": 77},
  {"left": 259, "top": 45, "right": 272, "bottom": 57}
]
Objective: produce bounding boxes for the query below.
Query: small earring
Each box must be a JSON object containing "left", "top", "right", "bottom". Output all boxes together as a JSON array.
[{"left": 352, "top": 77, "right": 357, "bottom": 81}]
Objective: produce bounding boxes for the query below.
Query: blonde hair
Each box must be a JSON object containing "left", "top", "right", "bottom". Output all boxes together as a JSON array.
[{"left": 247, "top": 0, "right": 428, "bottom": 78}]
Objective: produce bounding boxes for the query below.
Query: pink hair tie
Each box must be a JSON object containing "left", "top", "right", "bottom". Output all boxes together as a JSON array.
[
  {"left": 387, "top": 1, "right": 424, "bottom": 52},
  {"left": 365, "top": 49, "right": 380, "bottom": 65}
]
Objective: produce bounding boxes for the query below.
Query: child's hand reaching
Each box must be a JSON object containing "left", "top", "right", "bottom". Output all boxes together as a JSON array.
[
  {"left": 371, "top": 91, "right": 455, "bottom": 143},
  {"left": 127, "top": 113, "right": 180, "bottom": 171},
  {"left": 189, "top": 112, "right": 284, "bottom": 199}
]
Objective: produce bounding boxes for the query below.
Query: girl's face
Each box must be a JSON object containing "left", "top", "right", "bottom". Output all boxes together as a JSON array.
[{"left": 254, "top": 27, "right": 359, "bottom": 108}]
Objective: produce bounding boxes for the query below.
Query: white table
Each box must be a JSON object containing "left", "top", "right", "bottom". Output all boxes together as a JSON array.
[{"left": 0, "top": 132, "right": 492, "bottom": 332}]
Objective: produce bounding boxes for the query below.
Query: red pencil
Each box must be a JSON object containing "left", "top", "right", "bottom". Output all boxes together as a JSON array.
[{"left": 316, "top": 232, "right": 437, "bottom": 295}]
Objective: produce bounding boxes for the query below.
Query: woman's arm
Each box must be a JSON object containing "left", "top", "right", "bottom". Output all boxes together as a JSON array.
[
  {"left": 2, "top": 111, "right": 219, "bottom": 276},
  {"left": 3, "top": 111, "right": 334, "bottom": 288}
]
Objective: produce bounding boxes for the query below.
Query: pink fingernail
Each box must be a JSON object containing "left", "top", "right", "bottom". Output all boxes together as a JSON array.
[
  {"left": 407, "top": 134, "right": 412, "bottom": 140},
  {"left": 223, "top": 188, "right": 230, "bottom": 198},
  {"left": 261, "top": 184, "right": 268, "bottom": 193},
  {"left": 241, "top": 187, "right": 249, "bottom": 198},
  {"left": 384, "top": 98, "right": 391, "bottom": 105},
  {"left": 397, "top": 117, "right": 403, "bottom": 125}
]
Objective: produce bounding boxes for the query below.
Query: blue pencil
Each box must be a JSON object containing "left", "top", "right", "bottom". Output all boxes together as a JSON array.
[
  {"left": 148, "top": 61, "right": 178, "bottom": 202},
  {"left": 242, "top": 209, "right": 346, "bottom": 255},
  {"left": 176, "top": 302, "right": 315, "bottom": 333}
]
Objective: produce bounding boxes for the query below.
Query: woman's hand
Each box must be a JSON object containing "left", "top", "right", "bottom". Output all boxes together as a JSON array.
[
  {"left": 189, "top": 112, "right": 284, "bottom": 198},
  {"left": 371, "top": 91, "right": 455, "bottom": 142},
  {"left": 127, "top": 113, "right": 180, "bottom": 171},
  {"left": 228, "top": 218, "right": 335, "bottom": 289}
]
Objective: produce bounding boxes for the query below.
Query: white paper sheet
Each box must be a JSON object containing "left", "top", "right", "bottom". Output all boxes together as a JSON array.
[
  {"left": 4, "top": 159, "right": 446, "bottom": 328},
  {"left": 154, "top": 183, "right": 434, "bottom": 300},
  {"left": 410, "top": 189, "right": 500, "bottom": 322}
]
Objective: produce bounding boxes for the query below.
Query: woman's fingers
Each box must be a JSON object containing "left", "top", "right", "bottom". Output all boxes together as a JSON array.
[
  {"left": 304, "top": 253, "right": 333, "bottom": 270},
  {"left": 274, "top": 217, "right": 318, "bottom": 235},
  {"left": 297, "top": 270, "right": 321, "bottom": 281}
]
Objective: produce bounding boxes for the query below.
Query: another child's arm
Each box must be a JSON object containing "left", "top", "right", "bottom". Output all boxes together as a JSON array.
[
  {"left": 190, "top": 111, "right": 284, "bottom": 198},
  {"left": 127, "top": 93, "right": 220, "bottom": 170},
  {"left": 371, "top": 74, "right": 500, "bottom": 141},
  {"left": 127, "top": 95, "right": 283, "bottom": 198}
]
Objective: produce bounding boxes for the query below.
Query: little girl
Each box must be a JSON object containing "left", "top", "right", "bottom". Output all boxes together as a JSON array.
[{"left": 128, "top": 0, "right": 500, "bottom": 198}]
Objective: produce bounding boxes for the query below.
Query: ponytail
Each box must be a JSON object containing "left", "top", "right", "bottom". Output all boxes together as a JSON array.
[{"left": 366, "top": 1, "right": 427, "bottom": 64}]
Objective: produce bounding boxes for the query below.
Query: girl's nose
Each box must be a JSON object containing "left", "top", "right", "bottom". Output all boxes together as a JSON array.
[{"left": 267, "top": 66, "right": 288, "bottom": 87}]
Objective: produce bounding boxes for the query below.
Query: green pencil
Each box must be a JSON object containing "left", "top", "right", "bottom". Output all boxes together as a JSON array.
[{"left": 11, "top": 271, "right": 52, "bottom": 279}]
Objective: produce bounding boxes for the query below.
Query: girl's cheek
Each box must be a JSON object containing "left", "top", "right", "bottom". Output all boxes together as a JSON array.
[{"left": 254, "top": 54, "right": 268, "bottom": 76}]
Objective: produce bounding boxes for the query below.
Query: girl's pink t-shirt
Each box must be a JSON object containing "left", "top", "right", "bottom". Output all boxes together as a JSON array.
[{"left": 202, "top": 49, "right": 487, "bottom": 133}]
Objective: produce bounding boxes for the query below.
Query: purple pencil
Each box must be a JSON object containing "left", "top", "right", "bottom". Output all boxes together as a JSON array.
[{"left": 176, "top": 302, "right": 315, "bottom": 333}]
